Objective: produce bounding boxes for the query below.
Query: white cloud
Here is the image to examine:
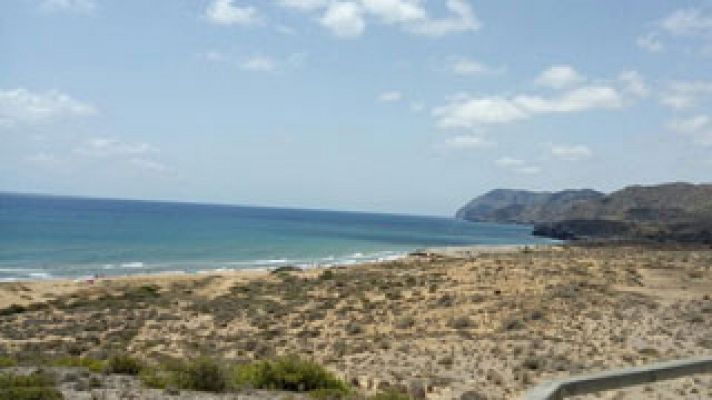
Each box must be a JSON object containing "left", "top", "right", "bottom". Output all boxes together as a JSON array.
[
  {"left": 516, "top": 166, "right": 541, "bottom": 174},
  {"left": 361, "top": 0, "right": 425, "bottom": 23},
  {"left": 551, "top": 144, "right": 593, "bottom": 161},
  {"left": 669, "top": 114, "right": 712, "bottom": 146},
  {"left": 278, "top": 0, "right": 328, "bottom": 11},
  {"left": 514, "top": 85, "right": 623, "bottom": 113},
  {"left": 202, "top": 50, "right": 227, "bottom": 63},
  {"left": 534, "top": 65, "right": 584, "bottom": 89},
  {"left": 377, "top": 91, "right": 402, "bottom": 103},
  {"left": 410, "top": 101, "right": 425, "bottom": 113},
  {"left": 40, "top": 0, "right": 95, "bottom": 13},
  {"left": 660, "top": 94, "right": 693, "bottom": 109},
  {"left": 660, "top": 8, "right": 712, "bottom": 36},
  {"left": 129, "top": 158, "right": 170, "bottom": 173},
  {"left": 287, "top": 52, "right": 308, "bottom": 68},
  {"left": 275, "top": 25, "right": 297, "bottom": 35},
  {"left": 240, "top": 56, "right": 276, "bottom": 72},
  {"left": 434, "top": 84, "right": 623, "bottom": 129},
  {"left": 618, "top": 70, "right": 649, "bottom": 98},
  {"left": 636, "top": 33, "right": 664, "bottom": 52},
  {"left": 200, "top": 51, "right": 304, "bottom": 72},
  {"left": 434, "top": 96, "right": 527, "bottom": 129},
  {"left": 320, "top": 2, "right": 366, "bottom": 38},
  {"left": 659, "top": 80, "right": 712, "bottom": 109},
  {"left": 495, "top": 157, "right": 540, "bottom": 174},
  {"left": 406, "top": 0, "right": 480, "bottom": 37},
  {"left": 443, "top": 135, "right": 492, "bottom": 149},
  {"left": 205, "top": 0, "right": 260, "bottom": 26},
  {"left": 0, "top": 88, "right": 96, "bottom": 127},
  {"left": 74, "top": 137, "right": 157, "bottom": 157},
  {"left": 450, "top": 58, "right": 498, "bottom": 76},
  {"left": 495, "top": 157, "right": 525, "bottom": 167},
  {"left": 72, "top": 137, "right": 171, "bottom": 173},
  {"left": 281, "top": 0, "right": 479, "bottom": 38},
  {"left": 639, "top": 8, "right": 712, "bottom": 55},
  {"left": 25, "top": 152, "right": 63, "bottom": 166},
  {"left": 668, "top": 115, "right": 710, "bottom": 133}
]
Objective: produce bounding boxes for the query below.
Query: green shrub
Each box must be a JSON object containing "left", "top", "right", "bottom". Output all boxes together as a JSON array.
[
  {"left": 175, "top": 358, "right": 228, "bottom": 392},
  {"left": 448, "top": 316, "right": 473, "bottom": 330},
  {"left": 368, "top": 390, "right": 410, "bottom": 400},
  {"left": 0, "top": 358, "right": 16, "bottom": 368},
  {"left": 105, "top": 354, "right": 143, "bottom": 375},
  {"left": 139, "top": 368, "right": 171, "bottom": 389},
  {"left": 309, "top": 388, "right": 351, "bottom": 400},
  {"left": 50, "top": 357, "right": 105, "bottom": 373},
  {"left": 0, "top": 371, "right": 63, "bottom": 400},
  {"left": 0, "top": 371, "right": 56, "bottom": 387},
  {"left": 124, "top": 285, "right": 161, "bottom": 300},
  {"left": 0, "top": 304, "right": 26, "bottom": 316},
  {"left": 0, "top": 387, "right": 63, "bottom": 400},
  {"left": 234, "top": 355, "right": 348, "bottom": 393},
  {"left": 319, "top": 270, "right": 334, "bottom": 280}
]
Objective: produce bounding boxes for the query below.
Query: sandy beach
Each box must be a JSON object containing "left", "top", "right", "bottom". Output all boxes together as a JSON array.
[{"left": 1, "top": 244, "right": 711, "bottom": 399}]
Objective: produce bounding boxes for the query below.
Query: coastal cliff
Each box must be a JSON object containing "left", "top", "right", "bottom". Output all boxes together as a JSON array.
[
  {"left": 457, "top": 182, "right": 712, "bottom": 243},
  {"left": 455, "top": 189, "right": 604, "bottom": 224}
]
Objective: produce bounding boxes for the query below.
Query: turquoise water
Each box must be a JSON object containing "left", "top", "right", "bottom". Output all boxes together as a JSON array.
[{"left": 0, "top": 193, "right": 553, "bottom": 280}]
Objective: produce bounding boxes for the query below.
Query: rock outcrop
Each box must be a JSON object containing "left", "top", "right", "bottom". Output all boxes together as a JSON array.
[
  {"left": 455, "top": 189, "right": 604, "bottom": 224},
  {"left": 457, "top": 182, "right": 712, "bottom": 243}
]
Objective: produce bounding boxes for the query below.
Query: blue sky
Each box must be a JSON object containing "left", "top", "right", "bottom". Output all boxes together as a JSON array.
[{"left": 1, "top": 0, "right": 712, "bottom": 215}]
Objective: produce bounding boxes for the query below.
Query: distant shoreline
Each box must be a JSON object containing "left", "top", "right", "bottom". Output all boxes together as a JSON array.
[{"left": 0, "top": 243, "right": 563, "bottom": 288}]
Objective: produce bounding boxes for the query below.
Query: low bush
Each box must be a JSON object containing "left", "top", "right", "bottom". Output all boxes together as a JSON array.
[
  {"left": 394, "top": 316, "right": 415, "bottom": 329},
  {"left": 448, "top": 316, "right": 473, "bottom": 330},
  {"left": 139, "top": 368, "right": 171, "bottom": 389},
  {"left": 234, "top": 355, "right": 348, "bottom": 393},
  {"left": 0, "top": 371, "right": 55, "bottom": 387},
  {"left": 0, "top": 387, "right": 64, "bottom": 400},
  {"left": 309, "top": 388, "right": 351, "bottom": 400},
  {"left": 105, "top": 354, "right": 143, "bottom": 375},
  {"left": 0, "top": 357, "right": 16, "bottom": 368},
  {"left": 319, "top": 270, "right": 334, "bottom": 280},
  {"left": 50, "top": 357, "right": 105, "bottom": 373},
  {"left": 175, "top": 358, "right": 228, "bottom": 392},
  {"left": 0, "top": 370, "right": 63, "bottom": 400},
  {"left": 368, "top": 390, "right": 410, "bottom": 400},
  {"left": 0, "top": 304, "right": 26, "bottom": 316}
]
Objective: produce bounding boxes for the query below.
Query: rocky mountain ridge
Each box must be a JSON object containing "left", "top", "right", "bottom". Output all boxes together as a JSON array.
[{"left": 457, "top": 182, "right": 712, "bottom": 243}]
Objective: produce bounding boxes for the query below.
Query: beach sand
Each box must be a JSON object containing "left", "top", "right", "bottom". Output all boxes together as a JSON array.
[{"left": 0, "top": 244, "right": 710, "bottom": 399}]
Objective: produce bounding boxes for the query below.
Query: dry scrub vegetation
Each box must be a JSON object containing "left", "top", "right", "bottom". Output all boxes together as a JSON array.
[{"left": 0, "top": 245, "right": 711, "bottom": 399}]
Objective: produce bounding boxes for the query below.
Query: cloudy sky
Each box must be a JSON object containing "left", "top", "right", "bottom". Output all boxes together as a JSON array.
[{"left": 1, "top": 0, "right": 712, "bottom": 215}]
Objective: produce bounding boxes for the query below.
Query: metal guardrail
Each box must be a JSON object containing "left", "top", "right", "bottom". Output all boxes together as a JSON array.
[{"left": 523, "top": 356, "right": 712, "bottom": 400}]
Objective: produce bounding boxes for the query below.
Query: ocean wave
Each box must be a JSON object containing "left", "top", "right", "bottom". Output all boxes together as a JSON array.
[
  {"left": 0, "top": 268, "right": 43, "bottom": 273},
  {"left": 224, "top": 259, "right": 292, "bottom": 266},
  {"left": 0, "top": 250, "right": 408, "bottom": 281},
  {"left": 120, "top": 261, "right": 145, "bottom": 268},
  {"left": 28, "top": 272, "right": 52, "bottom": 279}
]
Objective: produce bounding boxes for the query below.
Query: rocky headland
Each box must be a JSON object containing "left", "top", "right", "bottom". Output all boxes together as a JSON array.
[{"left": 456, "top": 182, "right": 712, "bottom": 244}]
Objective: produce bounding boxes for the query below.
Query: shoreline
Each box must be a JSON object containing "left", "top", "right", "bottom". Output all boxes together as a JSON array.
[
  {"left": 0, "top": 243, "right": 557, "bottom": 284},
  {"left": 0, "top": 244, "right": 558, "bottom": 309},
  {"left": 0, "top": 251, "right": 409, "bottom": 284}
]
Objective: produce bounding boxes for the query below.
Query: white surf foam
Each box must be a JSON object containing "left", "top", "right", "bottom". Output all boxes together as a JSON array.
[{"left": 120, "top": 261, "right": 145, "bottom": 268}]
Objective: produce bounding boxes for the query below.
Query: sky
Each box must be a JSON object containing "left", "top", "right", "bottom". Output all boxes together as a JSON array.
[{"left": 1, "top": 0, "right": 712, "bottom": 216}]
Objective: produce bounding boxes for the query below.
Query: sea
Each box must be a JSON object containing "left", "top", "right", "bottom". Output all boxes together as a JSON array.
[{"left": 0, "top": 193, "right": 554, "bottom": 281}]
